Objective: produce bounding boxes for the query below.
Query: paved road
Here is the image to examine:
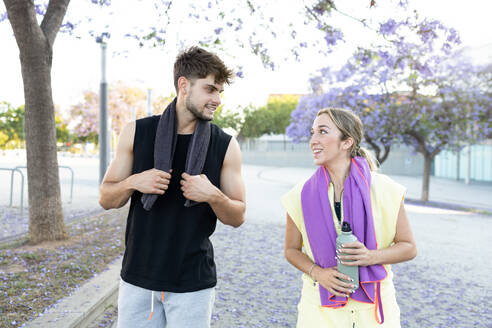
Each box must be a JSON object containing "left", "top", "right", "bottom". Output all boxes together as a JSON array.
[
  {"left": 212, "top": 165, "right": 492, "bottom": 327},
  {"left": 2, "top": 154, "right": 492, "bottom": 327}
]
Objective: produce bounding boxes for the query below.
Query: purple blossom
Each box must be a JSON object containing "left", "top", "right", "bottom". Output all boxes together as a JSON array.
[
  {"left": 309, "top": 76, "right": 323, "bottom": 93},
  {"left": 90, "top": 0, "right": 111, "bottom": 5},
  {"left": 441, "top": 43, "right": 452, "bottom": 55},
  {"left": 378, "top": 50, "right": 395, "bottom": 67},
  {"left": 379, "top": 69, "right": 389, "bottom": 84},
  {"left": 446, "top": 28, "right": 461, "bottom": 45},
  {"left": 95, "top": 31, "right": 111, "bottom": 43},
  {"left": 320, "top": 67, "right": 331, "bottom": 79},
  {"left": 324, "top": 29, "right": 343, "bottom": 47},
  {"left": 60, "top": 21, "right": 76, "bottom": 34},
  {"left": 397, "top": 58, "right": 405, "bottom": 70},
  {"left": 379, "top": 19, "right": 399, "bottom": 35},
  {"left": 336, "top": 63, "right": 355, "bottom": 82},
  {"left": 398, "top": 0, "right": 409, "bottom": 8},
  {"left": 214, "top": 27, "right": 223, "bottom": 35},
  {"left": 414, "top": 61, "right": 432, "bottom": 77},
  {"left": 0, "top": 11, "right": 7, "bottom": 22},
  {"left": 355, "top": 51, "right": 372, "bottom": 66},
  {"left": 418, "top": 22, "right": 439, "bottom": 44},
  {"left": 34, "top": 4, "right": 48, "bottom": 16}
]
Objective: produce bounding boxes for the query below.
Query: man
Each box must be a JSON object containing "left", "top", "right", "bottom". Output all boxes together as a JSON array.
[{"left": 99, "top": 47, "right": 246, "bottom": 328}]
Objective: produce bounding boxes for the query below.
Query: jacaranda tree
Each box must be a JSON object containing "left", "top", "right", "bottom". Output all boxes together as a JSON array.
[
  {"left": 287, "top": 9, "right": 492, "bottom": 201},
  {"left": 1, "top": 0, "right": 381, "bottom": 243}
]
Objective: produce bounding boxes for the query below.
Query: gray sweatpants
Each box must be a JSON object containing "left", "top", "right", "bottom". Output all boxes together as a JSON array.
[{"left": 117, "top": 278, "right": 215, "bottom": 328}]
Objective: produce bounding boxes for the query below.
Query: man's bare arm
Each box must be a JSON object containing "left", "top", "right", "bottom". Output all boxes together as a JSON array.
[
  {"left": 99, "top": 122, "right": 172, "bottom": 210},
  {"left": 209, "top": 137, "right": 246, "bottom": 227},
  {"left": 180, "top": 137, "right": 246, "bottom": 227}
]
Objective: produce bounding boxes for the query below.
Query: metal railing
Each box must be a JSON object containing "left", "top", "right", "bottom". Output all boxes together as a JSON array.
[
  {"left": 1, "top": 165, "right": 75, "bottom": 214},
  {"left": 14, "top": 165, "right": 74, "bottom": 204},
  {"left": 0, "top": 167, "right": 25, "bottom": 214}
]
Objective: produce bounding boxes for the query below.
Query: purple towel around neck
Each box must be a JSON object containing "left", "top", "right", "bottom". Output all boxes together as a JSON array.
[
  {"left": 141, "top": 97, "right": 211, "bottom": 210},
  {"left": 301, "top": 157, "right": 386, "bottom": 323}
]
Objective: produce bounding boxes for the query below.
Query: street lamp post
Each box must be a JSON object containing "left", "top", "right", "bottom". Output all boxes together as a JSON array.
[
  {"left": 147, "top": 88, "right": 152, "bottom": 117},
  {"left": 99, "top": 42, "right": 109, "bottom": 184}
]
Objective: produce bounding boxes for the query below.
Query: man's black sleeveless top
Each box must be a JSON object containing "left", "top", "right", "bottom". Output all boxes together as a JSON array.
[{"left": 121, "top": 115, "right": 231, "bottom": 292}]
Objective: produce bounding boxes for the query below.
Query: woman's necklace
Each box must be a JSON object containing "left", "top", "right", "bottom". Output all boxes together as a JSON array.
[{"left": 333, "top": 172, "right": 348, "bottom": 202}]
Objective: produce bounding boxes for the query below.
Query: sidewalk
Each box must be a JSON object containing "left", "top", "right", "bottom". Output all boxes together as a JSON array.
[{"left": 257, "top": 166, "right": 492, "bottom": 213}]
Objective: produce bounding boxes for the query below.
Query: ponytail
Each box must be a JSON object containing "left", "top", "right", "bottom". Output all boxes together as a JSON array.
[{"left": 355, "top": 146, "right": 379, "bottom": 171}]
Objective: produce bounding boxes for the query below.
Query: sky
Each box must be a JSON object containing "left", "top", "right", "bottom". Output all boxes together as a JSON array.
[{"left": 0, "top": 0, "right": 491, "bottom": 113}]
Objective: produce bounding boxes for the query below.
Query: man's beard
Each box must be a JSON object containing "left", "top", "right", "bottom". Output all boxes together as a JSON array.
[{"left": 186, "top": 94, "right": 213, "bottom": 121}]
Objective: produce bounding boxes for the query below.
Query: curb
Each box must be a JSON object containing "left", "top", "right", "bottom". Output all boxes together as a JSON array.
[
  {"left": 405, "top": 198, "right": 492, "bottom": 216},
  {"left": 25, "top": 257, "right": 121, "bottom": 328}
]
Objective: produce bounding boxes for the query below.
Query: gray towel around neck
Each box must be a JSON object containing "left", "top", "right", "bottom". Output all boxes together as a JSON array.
[{"left": 141, "top": 97, "right": 211, "bottom": 210}]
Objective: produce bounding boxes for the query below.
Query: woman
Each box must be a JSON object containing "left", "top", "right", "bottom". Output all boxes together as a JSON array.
[{"left": 282, "top": 107, "right": 417, "bottom": 327}]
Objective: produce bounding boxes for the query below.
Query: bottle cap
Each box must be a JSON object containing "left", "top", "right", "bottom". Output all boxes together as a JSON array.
[{"left": 341, "top": 221, "right": 352, "bottom": 232}]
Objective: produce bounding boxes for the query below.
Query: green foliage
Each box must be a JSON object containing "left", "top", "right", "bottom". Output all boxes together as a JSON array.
[
  {"left": 212, "top": 105, "right": 242, "bottom": 131},
  {"left": 0, "top": 102, "right": 74, "bottom": 148},
  {"left": 0, "top": 103, "right": 24, "bottom": 149},
  {"left": 0, "top": 130, "right": 9, "bottom": 147},
  {"left": 240, "top": 105, "right": 271, "bottom": 138},
  {"left": 240, "top": 94, "right": 300, "bottom": 138},
  {"left": 263, "top": 95, "right": 300, "bottom": 134},
  {"left": 55, "top": 112, "right": 71, "bottom": 144}
]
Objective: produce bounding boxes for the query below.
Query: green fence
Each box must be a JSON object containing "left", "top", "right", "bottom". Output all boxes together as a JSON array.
[{"left": 434, "top": 144, "right": 492, "bottom": 182}]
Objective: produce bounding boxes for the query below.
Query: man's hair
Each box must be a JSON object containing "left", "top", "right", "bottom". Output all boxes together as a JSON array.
[{"left": 173, "top": 47, "right": 234, "bottom": 92}]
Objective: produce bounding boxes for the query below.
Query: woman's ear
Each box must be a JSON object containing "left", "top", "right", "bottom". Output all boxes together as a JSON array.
[{"left": 343, "top": 137, "right": 354, "bottom": 151}]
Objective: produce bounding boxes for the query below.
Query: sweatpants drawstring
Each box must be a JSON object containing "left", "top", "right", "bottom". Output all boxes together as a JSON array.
[
  {"left": 149, "top": 291, "right": 165, "bottom": 320},
  {"left": 149, "top": 291, "right": 154, "bottom": 320}
]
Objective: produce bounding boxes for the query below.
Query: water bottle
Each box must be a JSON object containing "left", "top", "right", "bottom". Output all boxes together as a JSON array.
[{"left": 336, "top": 221, "right": 359, "bottom": 290}]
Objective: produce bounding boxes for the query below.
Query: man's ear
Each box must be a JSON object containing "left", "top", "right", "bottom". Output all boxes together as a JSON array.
[{"left": 177, "top": 76, "right": 189, "bottom": 96}]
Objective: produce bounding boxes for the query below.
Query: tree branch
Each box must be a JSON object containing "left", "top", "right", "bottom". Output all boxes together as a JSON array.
[
  {"left": 380, "top": 144, "right": 391, "bottom": 163},
  {"left": 305, "top": 1, "right": 377, "bottom": 32},
  {"left": 365, "top": 134, "right": 381, "bottom": 162},
  {"left": 40, "top": 0, "right": 70, "bottom": 46},
  {"left": 3, "top": 0, "right": 41, "bottom": 51},
  {"left": 405, "top": 129, "right": 428, "bottom": 156},
  {"left": 331, "top": 6, "right": 373, "bottom": 31},
  {"left": 430, "top": 141, "right": 446, "bottom": 158}
]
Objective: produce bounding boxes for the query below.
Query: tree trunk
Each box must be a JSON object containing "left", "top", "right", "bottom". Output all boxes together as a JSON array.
[
  {"left": 421, "top": 154, "right": 432, "bottom": 202},
  {"left": 379, "top": 145, "right": 391, "bottom": 164},
  {"left": 22, "top": 50, "right": 67, "bottom": 243},
  {"left": 5, "top": 0, "right": 70, "bottom": 243},
  {"left": 364, "top": 136, "right": 391, "bottom": 166}
]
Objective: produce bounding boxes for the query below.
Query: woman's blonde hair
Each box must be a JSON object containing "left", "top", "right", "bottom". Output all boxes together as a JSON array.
[{"left": 316, "top": 107, "right": 378, "bottom": 171}]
